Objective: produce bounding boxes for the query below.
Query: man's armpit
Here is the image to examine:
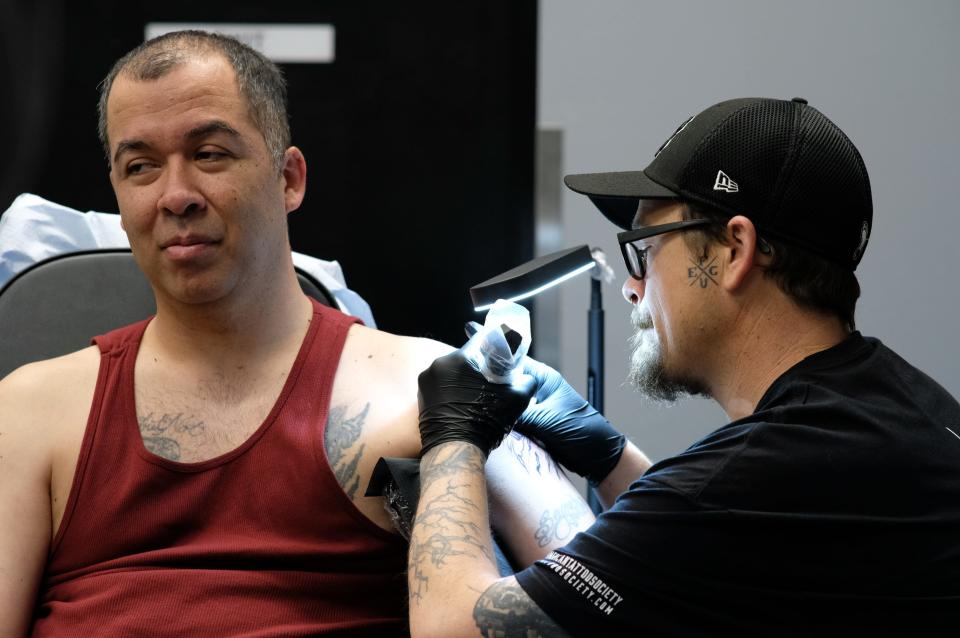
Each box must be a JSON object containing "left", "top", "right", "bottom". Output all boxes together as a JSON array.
[{"left": 473, "top": 578, "right": 572, "bottom": 638}]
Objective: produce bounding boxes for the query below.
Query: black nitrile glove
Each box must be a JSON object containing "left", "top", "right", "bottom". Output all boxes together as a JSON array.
[
  {"left": 517, "top": 359, "right": 626, "bottom": 486},
  {"left": 418, "top": 350, "right": 536, "bottom": 458}
]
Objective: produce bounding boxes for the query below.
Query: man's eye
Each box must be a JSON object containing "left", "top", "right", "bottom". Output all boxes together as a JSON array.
[
  {"left": 126, "top": 163, "right": 147, "bottom": 175},
  {"left": 197, "top": 151, "right": 226, "bottom": 161}
]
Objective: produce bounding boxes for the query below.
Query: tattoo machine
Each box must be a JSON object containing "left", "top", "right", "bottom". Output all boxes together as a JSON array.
[{"left": 462, "top": 299, "right": 531, "bottom": 385}]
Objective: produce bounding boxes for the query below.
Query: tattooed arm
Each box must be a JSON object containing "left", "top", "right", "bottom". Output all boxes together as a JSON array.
[
  {"left": 485, "top": 433, "right": 594, "bottom": 566},
  {"left": 328, "top": 326, "right": 595, "bottom": 540},
  {"left": 409, "top": 441, "right": 573, "bottom": 638}
]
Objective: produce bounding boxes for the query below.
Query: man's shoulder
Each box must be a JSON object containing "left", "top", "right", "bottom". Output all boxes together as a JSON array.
[
  {"left": 766, "top": 334, "right": 959, "bottom": 442},
  {"left": 665, "top": 370, "right": 957, "bottom": 515},
  {"left": 868, "top": 337, "right": 960, "bottom": 417},
  {"left": 0, "top": 346, "right": 100, "bottom": 409},
  {"left": 333, "top": 324, "right": 452, "bottom": 431},
  {"left": 637, "top": 419, "right": 760, "bottom": 502},
  {"left": 0, "top": 346, "right": 100, "bottom": 468},
  {"left": 776, "top": 333, "right": 956, "bottom": 416},
  {"left": 324, "top": 325, "right": 454, "bottom": 521},
  {"left": 342, "top": 323, "right": 453, "bottom": 380}
]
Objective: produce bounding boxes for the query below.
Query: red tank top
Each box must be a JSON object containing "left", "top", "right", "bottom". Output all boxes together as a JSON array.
[{"left": 31, "top": 300, "right": 409, "bottom": 637}]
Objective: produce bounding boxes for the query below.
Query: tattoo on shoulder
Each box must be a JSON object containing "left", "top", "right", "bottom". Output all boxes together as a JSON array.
[
  {"left": 474, "top": 579, "right": 572, "bottom": 638},
  {"left": 325, "top": 403, "right": 369, "bottom": 499},
  {"left": 534, "top": 498, "right": 592, "bottom": 548}
]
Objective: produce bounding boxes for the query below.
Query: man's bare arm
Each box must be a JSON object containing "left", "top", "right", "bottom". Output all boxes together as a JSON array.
[
  {"left": 330, "top": 328, "right": 596, "bottom": 547},
  {"left": 409, "top": 441, "right": 572, "bottom": 638},
  {"left": 485, "top": 433, "right": 594, "bottom": 566},
  {"left": 0, "top": 348, "right": 97, "bottom": 637},
  {"left": 0, "top": 366, "right": 55, "bottom": 637}
]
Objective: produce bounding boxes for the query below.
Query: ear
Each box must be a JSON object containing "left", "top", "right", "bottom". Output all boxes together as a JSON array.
[
  {"left": 280, "top": 146, "right": 307, "bottom": 214},
  {"left": 721, "top": 215, "right": 760, "bottom": 291}
]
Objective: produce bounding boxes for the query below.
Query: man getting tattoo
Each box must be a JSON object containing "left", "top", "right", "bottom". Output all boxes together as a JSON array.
[
  {"left": 0, "top": 31, "right": 591, "bottom": 637},
  {"left": 408, "top": 98, "right": 960, "bottom": 637}
]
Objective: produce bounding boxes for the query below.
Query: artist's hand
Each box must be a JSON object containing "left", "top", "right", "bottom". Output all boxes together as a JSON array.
[
  {"left": 418, "top": 350, "right": 536, "bottom": 458},
  {"left": 517, "top": 359, "right": 626, "bottom": 486}
]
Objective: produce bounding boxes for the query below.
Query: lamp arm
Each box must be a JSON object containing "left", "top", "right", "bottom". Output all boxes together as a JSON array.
[{"left": 586, "top": 276, "right": 605, "bottom": 514}]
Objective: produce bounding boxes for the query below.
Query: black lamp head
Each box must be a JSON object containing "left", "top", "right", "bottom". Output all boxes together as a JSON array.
[{"left": 470, "top": 244, "right": 595, "bottom": 311}]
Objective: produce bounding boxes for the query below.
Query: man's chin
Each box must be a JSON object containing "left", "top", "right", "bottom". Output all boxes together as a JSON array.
[
  {"left": 627, "top": 330, "right": 705, "bottom": 403},
  {"left": 156, "top": 271, "right": 234, "bottom": 307},
  {"left": 628, "top": 357, "right": 687, "bottom": 403}
]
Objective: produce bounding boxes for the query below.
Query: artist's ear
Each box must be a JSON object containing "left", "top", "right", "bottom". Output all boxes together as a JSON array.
[
  {"left": 281, "top": 146, "right": 307, "bottom": 214},
  {"left": 721, "top": 215, "right": 762, "bottom": 291}
]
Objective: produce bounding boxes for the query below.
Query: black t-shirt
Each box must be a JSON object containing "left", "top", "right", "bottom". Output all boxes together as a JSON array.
[{"left": 516, "top": 333, "right": 960, "bottom": 637}]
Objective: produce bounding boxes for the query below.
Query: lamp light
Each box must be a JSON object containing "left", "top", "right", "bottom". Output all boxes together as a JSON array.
[{"left": 470, "top": 245, "right": 595, "bottom": 312}]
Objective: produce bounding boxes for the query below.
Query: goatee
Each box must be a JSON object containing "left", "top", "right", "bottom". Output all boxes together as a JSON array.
[{"left": 627, "top": 307, "right": 704, "bottom": 402}]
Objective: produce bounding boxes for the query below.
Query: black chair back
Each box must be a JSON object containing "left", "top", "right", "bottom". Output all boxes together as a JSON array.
[{"left": 0, "top": 248, "right": 336, "bottom": 378}]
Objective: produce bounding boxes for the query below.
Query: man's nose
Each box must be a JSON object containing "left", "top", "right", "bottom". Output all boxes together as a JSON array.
[
  {"left": 157, "top": 162, "right": 205, "bottom": 217},
  {"left": 622, "top": 277, "right": 644, "bottom": 305}
]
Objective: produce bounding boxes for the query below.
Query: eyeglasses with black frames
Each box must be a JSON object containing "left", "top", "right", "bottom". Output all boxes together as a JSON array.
[{"left": 617, "top": 219, "right": 713, "bottom": 280}]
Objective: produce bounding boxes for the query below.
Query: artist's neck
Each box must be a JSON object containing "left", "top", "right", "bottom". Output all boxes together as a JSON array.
[{"left": 709, "top": 299, "right": 849, "bottom": 422}]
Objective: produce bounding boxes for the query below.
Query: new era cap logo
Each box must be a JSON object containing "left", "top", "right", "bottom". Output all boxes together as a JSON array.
[{"left": 713, "top": 170, "right": 739, "bottom": 193}]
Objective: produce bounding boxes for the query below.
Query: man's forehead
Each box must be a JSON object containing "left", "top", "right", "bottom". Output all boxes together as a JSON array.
[
  {"left": 106, "top": 56, "right": 252, "bottom": 145},
  {"left": 109, "top": 55, "right": 238, "bottom": 106}
]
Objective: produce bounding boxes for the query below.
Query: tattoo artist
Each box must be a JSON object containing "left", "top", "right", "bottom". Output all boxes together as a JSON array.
[{"left": 408, "top": 97, "right": 960, "bottom": 638}]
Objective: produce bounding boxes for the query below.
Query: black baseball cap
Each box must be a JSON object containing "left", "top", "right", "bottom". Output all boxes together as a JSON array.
[{"left": 565, "top": 97, "right": 873, "bottom": 269}]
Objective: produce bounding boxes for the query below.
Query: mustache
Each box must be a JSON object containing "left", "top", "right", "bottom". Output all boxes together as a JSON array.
[{"left": 631, "top": 307, "right": 654, "bottom": 331}]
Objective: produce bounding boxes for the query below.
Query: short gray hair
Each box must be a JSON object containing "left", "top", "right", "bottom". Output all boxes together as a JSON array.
[
  {"left": 97, "top": 30, "right": 290, "bottom": 170},
  {"left": 681, "top": 201, "right": 861, "bottom": 331}
]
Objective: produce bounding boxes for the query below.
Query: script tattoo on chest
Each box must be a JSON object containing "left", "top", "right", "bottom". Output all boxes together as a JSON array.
[
  {"left": 138, "top": 412, "right": 208, "bottom": 461},
  {"left": 324, "top": 403, "right": 369, "bottom": 499},
  {"left": 474, "top": 579, "right": 573, "bottom": 638}
]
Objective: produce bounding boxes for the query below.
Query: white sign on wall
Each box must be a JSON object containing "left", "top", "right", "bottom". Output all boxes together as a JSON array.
[{"left": 144, "top": 23, "right": 335, "bottom": 63}]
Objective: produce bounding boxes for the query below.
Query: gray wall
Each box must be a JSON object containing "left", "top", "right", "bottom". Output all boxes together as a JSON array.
[{"left": 538, "top": 0, "right": 960, "bottom": 463}]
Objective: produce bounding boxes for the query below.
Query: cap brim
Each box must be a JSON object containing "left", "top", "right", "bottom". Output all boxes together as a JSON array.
[{"left": 564, "top": 171, "right": 679, "bottom": 229}]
